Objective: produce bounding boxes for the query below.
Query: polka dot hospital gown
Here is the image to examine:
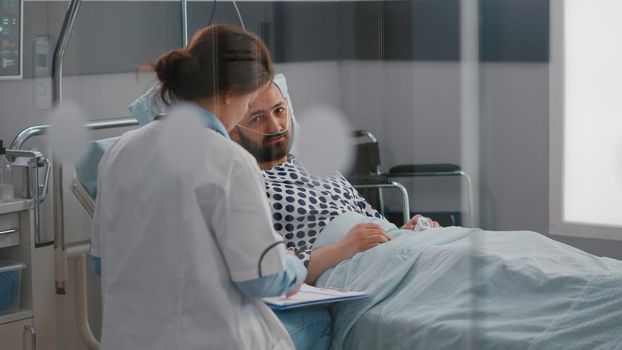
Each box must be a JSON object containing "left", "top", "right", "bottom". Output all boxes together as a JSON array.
[{"left": 263, "top": 155, "right": 383, "bottom": 267}]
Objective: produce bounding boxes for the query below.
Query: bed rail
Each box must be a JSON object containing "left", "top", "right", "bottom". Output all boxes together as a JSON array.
[{"left": 11, "top": 117, "right": 138, "bottom": 151}]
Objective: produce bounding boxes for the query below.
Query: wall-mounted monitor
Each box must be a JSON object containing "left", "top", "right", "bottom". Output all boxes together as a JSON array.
[{"left": 0, "top": 0, "right": 22, "bottom": 79}]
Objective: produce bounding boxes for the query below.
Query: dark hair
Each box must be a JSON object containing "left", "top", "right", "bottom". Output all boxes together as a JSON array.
[{"left": 154, "top": 24, "right": 273, "bottom": 104}]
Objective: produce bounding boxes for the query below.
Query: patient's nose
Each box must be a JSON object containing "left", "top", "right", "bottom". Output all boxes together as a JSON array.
[{"left": 266, "top": 114, "right": 283, "bottom": 133}]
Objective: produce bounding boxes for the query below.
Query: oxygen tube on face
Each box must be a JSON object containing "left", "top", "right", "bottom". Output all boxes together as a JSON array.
[{"left": 236, "top": 118, "right": 290, "bottom": 137}]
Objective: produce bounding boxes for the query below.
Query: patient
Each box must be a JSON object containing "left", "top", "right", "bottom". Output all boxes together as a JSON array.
[
  {"left": 230, "top": 80, "right": 439, "bottom": 284},
  {"left": 126, "top": 74, "right": 426, "bottom": 285},
  {"left": 232, "top": 77, "right": 622, "bottom": 350}
]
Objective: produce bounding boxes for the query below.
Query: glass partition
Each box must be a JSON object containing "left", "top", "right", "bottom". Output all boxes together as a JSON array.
[{"left": 4, "top": 1, "right": 598, "bottom": 348}]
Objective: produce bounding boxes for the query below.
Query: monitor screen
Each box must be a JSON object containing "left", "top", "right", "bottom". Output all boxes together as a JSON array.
[{"left": 0, "top": 0, "right": 21, "bottom": 79}]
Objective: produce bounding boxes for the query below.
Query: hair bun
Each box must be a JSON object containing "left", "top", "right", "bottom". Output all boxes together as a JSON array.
[
  {"left": 153, "top": 24, "right": 273, "bottom": 103},
  {"left": 155, "top": 50, "right": 200, "bottom": 89}
]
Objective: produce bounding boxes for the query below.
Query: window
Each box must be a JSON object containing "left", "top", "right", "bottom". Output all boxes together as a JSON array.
[{"left": 550, "top": 0, "right": 622, "bottom": 240}]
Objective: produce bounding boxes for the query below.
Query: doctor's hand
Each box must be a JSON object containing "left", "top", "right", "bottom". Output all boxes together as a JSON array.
[
  {"left": 336, "top": 223, "right": 392, "bottom": 260},
  {"left": 285, "top": 283, "right": 302, "bottom": 298},
  {"left": 401, "top": 214, "right": 441, "bottom": 230}
]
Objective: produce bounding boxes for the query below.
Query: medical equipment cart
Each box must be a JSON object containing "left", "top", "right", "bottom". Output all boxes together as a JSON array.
[{"left": 0, "top": 150, "right": 54, "bottom": 350}]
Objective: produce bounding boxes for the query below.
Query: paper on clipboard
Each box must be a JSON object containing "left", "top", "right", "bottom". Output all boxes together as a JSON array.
[{"left": 263, "top": 284, "right": 370, "bottom": 310}]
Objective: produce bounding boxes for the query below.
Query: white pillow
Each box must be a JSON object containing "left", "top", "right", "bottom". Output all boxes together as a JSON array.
[{"left": 272, "top": 73, "right": 300, "bottom": 154}]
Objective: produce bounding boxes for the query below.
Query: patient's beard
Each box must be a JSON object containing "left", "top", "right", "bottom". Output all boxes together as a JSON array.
[{"left": 237, "top": 128, "right": 293, "bottom": 163}]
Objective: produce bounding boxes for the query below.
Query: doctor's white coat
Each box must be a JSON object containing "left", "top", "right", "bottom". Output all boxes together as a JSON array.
[{"left": 91, "top": 119, "right": 293, "bottom": 349}]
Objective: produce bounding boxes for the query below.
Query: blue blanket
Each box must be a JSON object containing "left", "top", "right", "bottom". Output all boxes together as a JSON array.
[{"left": 315, "top": 213, "right": 622, "bottom": 350}]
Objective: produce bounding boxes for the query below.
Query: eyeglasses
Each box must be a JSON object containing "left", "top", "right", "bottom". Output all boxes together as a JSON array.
[{"left": 236, "top": 104, "right": 291, "bottom": 136}]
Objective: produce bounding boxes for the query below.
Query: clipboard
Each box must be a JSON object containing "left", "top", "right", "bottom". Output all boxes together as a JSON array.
[{"left": 263, "top": 284, "right": 371, "bottom": 311}]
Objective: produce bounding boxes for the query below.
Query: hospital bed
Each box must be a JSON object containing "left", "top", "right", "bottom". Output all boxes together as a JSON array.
[{"left": 67, "top": 137, "right": 622, "bottom": 350}]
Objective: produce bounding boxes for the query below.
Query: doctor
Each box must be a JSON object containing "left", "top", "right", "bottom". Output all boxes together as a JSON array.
[{"left": 91, "top": 24, "right": 305, "bottom": 350}]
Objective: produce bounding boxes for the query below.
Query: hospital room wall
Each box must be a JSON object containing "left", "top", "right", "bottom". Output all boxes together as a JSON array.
[
  {"left": 325, "top": 60, "right": 622, "bottom": 259},
  {"left": 334, "top": 60, "right": 550, "bottom": 232}
]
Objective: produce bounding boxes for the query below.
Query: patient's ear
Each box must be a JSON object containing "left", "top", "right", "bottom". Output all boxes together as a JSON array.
[
  {"left": 224, "top": 93, "right": 234, "bottom": 106},
  {"left": 229, "top": 127, "right": 241, "bottom": 142}
]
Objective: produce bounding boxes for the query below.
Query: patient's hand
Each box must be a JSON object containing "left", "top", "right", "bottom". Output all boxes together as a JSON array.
[
  {"left": 401, "top": 214, "right": 441, "bottom": 230},
  {"left": 337, "top": 223, "right": 392, "bottom": 260}
]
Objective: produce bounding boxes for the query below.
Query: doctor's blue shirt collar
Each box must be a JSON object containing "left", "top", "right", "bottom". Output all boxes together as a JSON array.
[
  {"left": 154, "top": 105, "right": 230, "bottom": 140},
  {"left": 194, "top": 105, "right": 230, "bottom": 139}
]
